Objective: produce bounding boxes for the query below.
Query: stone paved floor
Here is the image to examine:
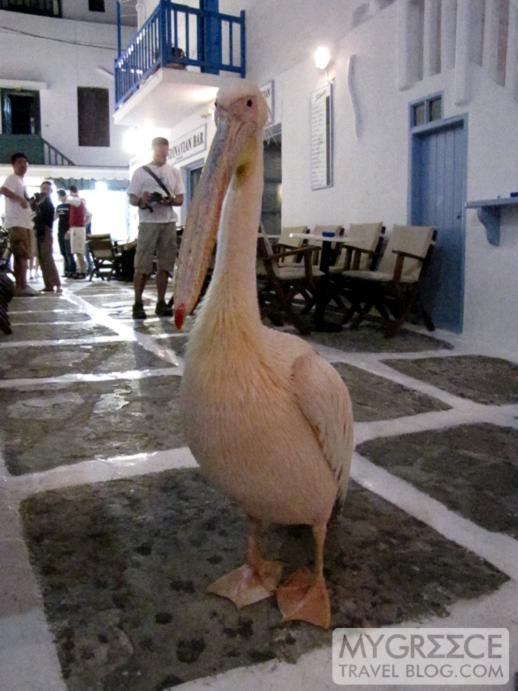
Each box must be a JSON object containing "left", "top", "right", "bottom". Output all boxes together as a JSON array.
[{"left": 1, "top": 277, "right": 518, "bottom": 691}]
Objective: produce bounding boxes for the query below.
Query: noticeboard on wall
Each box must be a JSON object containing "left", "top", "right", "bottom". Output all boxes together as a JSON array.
[
  {"left": 171, "top": 124, "right": 207, "bottom": 164},
  {"left": 310, "top": 82, "right": 333, "bottom": 190}
]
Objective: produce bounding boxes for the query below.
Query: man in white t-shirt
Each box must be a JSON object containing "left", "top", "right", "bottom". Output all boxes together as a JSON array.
[
  {"left": 0, "top": 152, "right": 38, "bottom": 296},
  {"left": 128, "top": 137, "right": 185, "bottom": 319}
]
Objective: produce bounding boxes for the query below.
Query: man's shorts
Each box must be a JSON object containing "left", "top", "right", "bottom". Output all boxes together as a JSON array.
[
  {"left": 70, "top": 226, "right": 86, "bottom": 255},
  {"left": 7, "top": 226, "right": 32, "bottom": 260},
  {"left": 134, "top": 222, "right": 177, "bottom": 274}
]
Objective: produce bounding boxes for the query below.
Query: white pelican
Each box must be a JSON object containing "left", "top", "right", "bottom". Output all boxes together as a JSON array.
[{"left": 174, "top": 80, "right": 353, "bottom": 628}]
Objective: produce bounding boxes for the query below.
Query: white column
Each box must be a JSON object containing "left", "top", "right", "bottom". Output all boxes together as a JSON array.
[
  {"left": 454, "top": 0, "right": 472, "bottom": 105},
  {"left": 441, "top": 0, "right": 457, "bottom": 72},
  {"left": 397, "top": 0, "right": 413, "bottom": 90},
  {"left": 483, "top": 0, "right": 500, "bottom": 82},
  {"left": 505, "top": 1, "right": 518, "bottom": 99},
  {"left": 423, "top": 0, "right": 441, "bottom": 77}
]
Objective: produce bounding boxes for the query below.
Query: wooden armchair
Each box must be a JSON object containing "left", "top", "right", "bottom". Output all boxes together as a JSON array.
[
  {"left": 87, "top": 234, "right": 120, "bottom": 282},
  {"left": 257, "top": 229, "right": 322, "bottom": 334},
  {"left": 341, "top": 224, "right": 437, "bottom": 337},
  {"left": 274, "top": 226, "right": 310, "bottom": 265}
]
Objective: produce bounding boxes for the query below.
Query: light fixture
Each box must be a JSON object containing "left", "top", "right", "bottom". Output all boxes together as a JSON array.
[{"left": 314, "top": 46, "right": 331, "bottom": 71}]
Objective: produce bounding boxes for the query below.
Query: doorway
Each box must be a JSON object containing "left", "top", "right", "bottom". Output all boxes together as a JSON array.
[
  {"left": 410, "top": 116, "right": 467, "bottom": 332},
  {"left": 261, "top": 125, "right": 282, "bottom": 235},
  {"left": 1, "top": 89, "right": 41, "bottom": 135}
]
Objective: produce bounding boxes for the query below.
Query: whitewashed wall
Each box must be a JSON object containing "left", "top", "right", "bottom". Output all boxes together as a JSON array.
[
  {"left": 224, "top": 1, "right": 517, "bottom": 349},
  {"left": 62, "top": 0, "right": 136, "bottom": 25},
  {"left": 0, "top": 10, "right": 133, "bottom": 166}
]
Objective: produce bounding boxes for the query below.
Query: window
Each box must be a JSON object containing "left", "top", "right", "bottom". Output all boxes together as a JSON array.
[
  {"left": 411, "top": 94, "right": 443, "bottom": 127},
  {"left": 77, "top": 88, "right": 110, "bottom": 147},
  {"left": 88, "top": 0, "right": 105, "bottom": 11},
  {"left": 0, "top": 0, "right": 62, "bottom": 17},
  {"left": 1, "top": 90, "right": 41, "bottom": 135}
]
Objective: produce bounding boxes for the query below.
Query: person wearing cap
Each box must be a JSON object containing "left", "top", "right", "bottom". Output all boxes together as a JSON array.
[
  {"left": 0, "top": 152, "right": 38, "bottom": 296},
  {"left": 127, "top": 136, "right": 185, "bottom": 319}
]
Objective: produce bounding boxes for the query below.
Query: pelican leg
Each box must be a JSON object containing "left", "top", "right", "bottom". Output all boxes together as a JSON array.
[
  {"left": 276, "top": 524, "right": 331, "bottom": 629},
  {"left": 207, "top": 517, "right": 283, "bottom": 608}
]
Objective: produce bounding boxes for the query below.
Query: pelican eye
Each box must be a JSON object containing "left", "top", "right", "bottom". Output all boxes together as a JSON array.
[{"left": 246, "top": 99, "right": 253, "bottom": 107}]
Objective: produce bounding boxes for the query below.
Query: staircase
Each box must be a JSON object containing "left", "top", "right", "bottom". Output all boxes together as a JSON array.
[{"left": 0, "top": 134, "right": 74, "bottom": 166}]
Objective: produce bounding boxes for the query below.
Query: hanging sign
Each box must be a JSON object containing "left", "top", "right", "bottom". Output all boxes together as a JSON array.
[
  {"left": 260, "top": 80, "right": 275, "bottom": 123},
  {"left": 171, "top": 124, "right": 207, "bottom": 164},
  {"left": 310, "top": 82, "right": 333, "bottom": 190}
]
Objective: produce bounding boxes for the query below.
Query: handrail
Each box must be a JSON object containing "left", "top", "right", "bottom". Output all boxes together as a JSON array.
[
  {"left": 114, "top": 0, "right": 246, "bottom": 108},
  {"left": 41, "top": 137, "right": 74, "bottom": 166}
]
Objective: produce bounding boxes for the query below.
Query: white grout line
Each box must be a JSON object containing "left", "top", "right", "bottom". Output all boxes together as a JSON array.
[
  {"left": 0, "top": 335, "right": 128, "bottom": 348},
  {"left": 351, "top": 452, "right": 518, "bottom": 581},
  {"left": 0, "top": 367, "right": 182, "bottom": 389}
]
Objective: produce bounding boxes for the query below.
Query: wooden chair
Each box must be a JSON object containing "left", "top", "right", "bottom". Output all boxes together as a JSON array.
[
  {"left": 87, "top": 234, "right": 120, "bottom": 281},
  {"left": 306, "top": 223, "right": 384, "bottom": 317},
  {"left": 274, "top": 226, "right": 310, "bottom": 265},
  {"left": 257, "top": 228, "right": 322, "bottom": 334},
  {"left": 329, "top": 222, "right": 385, "bottom": 274},
  {"left": 341, "top": 224, "right": 437, "bottom": 337}
]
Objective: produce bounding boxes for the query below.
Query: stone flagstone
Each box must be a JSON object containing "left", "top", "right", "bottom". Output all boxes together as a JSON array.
[{"left": 21, "top": 469, "right": 506, "bottom": 691}]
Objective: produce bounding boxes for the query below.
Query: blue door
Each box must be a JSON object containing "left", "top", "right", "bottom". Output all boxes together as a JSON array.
[{"left": 410, "top": 117, "right": 467, "bottom": 332}]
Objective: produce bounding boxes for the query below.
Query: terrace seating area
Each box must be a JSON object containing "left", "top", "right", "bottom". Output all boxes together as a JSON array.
[{"left": 256, "top": 222, "right": 437, "bottom": 337}]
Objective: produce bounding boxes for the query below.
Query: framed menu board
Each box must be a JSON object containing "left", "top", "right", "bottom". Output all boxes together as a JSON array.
[{"left": 310, "top": 82, "right": 333, "bottom": 190}]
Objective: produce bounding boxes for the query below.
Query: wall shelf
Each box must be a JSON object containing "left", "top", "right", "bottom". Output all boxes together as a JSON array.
[{"left": 465, "top": 197, "right": 518, "bottom": 246}]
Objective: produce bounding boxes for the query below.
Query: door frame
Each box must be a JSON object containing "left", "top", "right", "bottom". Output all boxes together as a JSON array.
[
  {"left": 1, "top": 88, "right": 41, "bottom": 135},
  {"left": 408, "top": 113, "right": 468, "bottom": 332}
]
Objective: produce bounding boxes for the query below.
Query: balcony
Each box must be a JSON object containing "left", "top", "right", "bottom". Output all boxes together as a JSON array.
[{"left": 113, "top": 0, "right": 246, "bottom": 127}]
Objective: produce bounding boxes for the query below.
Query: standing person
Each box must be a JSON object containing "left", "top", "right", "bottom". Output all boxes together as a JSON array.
[
  {"left": 84, "top": 207, "right": 94, "bottom": 276},
  {"left": 127, "top": 137, "right": 185, "bottom": 319},
  {"left": 68, "top": 185, "right": 87, "bottom": 279},
  {"left": 0, "top": 152, "right": 38, "bottom": 296},
  {"left": 55, "top": 189, "right": 76, "bottom": 277},
  {"left": 33, "top": 181, "right": 61, "bottom": 293},
  {"left": 28, "top": 229, "right": 39, "bottom": 281}
]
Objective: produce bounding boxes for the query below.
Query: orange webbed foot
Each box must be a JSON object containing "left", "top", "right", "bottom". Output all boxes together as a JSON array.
[
  {"left": 207, "top": 559, "right": 283, "bottom": 609},
  {"left": 276, "top": 567, "right": 331, "bottom": 629}
]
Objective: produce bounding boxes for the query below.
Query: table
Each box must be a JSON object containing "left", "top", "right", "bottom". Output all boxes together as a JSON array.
[{"left": 289, "top": 232, "right": 361, "bottom": 273}]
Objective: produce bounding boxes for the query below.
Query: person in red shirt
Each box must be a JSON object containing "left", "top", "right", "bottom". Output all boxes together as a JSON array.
[{"left": 67, "top": 185, "right": 88, "bottom": 278}]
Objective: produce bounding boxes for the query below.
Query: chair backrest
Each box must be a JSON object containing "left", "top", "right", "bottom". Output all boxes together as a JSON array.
[
  {"left": 257, "top": 226, "right": 279, "bottom": 278},
  {"left": 89, "top": 234, "right": 115, "bottom": 260},
  {"left": 279, "top": 225, "right": 309, "bottom": 248},
  {"left": 378, "top": 225, "right": 435, "bottom": 281},
  {"left": 277, "top": 226, "right": 309, "bottom": 265},
  {"left": 336, "top": 222, "right": 384, "bottom": 270}
]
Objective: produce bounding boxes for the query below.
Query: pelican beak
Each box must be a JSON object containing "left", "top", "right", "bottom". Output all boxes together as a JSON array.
[{"left": 174, "top": 109, "right": 254, "bottom": 329}]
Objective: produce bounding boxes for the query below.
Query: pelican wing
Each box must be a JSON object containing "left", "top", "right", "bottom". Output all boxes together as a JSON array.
[{"left": 292, "top": 352, "right": 354, "bottom": 500}]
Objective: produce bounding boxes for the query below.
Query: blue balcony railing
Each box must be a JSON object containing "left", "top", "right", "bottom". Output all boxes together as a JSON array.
[{"left": 114, "top": 0, "right": 246, "bottom": 109}]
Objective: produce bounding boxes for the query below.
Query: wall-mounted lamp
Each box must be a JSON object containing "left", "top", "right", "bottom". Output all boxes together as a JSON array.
[{"left": 314, "top": 46, "right": 332, "bottom": 71}]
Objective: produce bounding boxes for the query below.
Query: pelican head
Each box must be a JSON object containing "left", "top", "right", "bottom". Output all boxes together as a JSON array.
[{"left": 174, "top": 80, "right": 268, "bottom": 329}]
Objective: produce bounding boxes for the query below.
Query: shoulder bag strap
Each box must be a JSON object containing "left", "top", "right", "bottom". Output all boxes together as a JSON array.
[{"left": 142, "top": 165, "right": 171, "bottom": 197}]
